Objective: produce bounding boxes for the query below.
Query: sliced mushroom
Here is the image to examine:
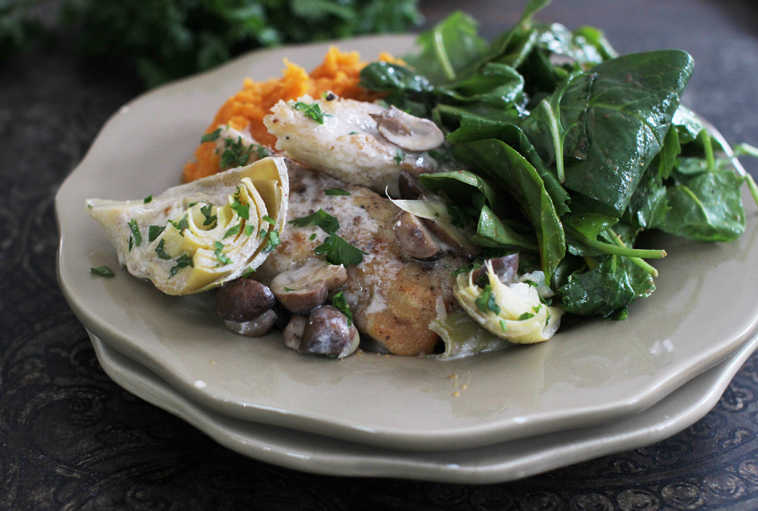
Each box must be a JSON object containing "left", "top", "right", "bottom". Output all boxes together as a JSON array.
[
  {"left": 472, "top": 253, "right": 520, "bottom": 285},
  {"left": 216, "top": 279, "right": 276, "bottom": 322},
  {"left": 398, "top": 170, "right": 423, "bottom": 199},
  {"left": 372, "top": 106, "right": 444, "bottom": 152},
  {"left": 393, "top": 211, "right": 441, "bottom": 260},
  {"left": 300, "top": 305, "right": 360, "bottom": 359},
  {"left": 283, "top": 315, "right": 307, "bottom": 351},
  {"left": 270, "top": 260, "right": 348, "bottom": 314},
  {"left": 224, "top": 309, "right": 278, "bottom": 337}
]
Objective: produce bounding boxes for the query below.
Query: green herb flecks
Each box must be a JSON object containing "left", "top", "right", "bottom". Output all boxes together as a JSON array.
[
  {"left": 263, "top": 230, "right": 280, "bottom": 252},
  {"left": 314, "top": 235, "right": 365, "bottom": 266},
  {"left": 262, "top": 215, "right": 275, "bottom": 225},
  {"left": 219, "top": 136, "right": 253, "bottom": 169},
  {"left": 90, "top": 265, "right": 115, "bottom": 278},
  {"left": 293, "top": 101, "right": 328, "bottom": 124},
  {"left": 214, "top": 241, "right": 232, "bottom": 266},
  {"left": 241, "top": 266, "right": 255, "bottom": 278},
  {"left": 331, "top": 291, "right": 353, "bottom": 326},
  {"left": 475, "top": 284, "right": 501, "bottom": 315},
  {"left": 289, "top": 209, "right": 339, "bottom": 234},
  {"left": 148, "top": 225, "right": 165, "bottom": 242},
  {"left": 201, "top": 203, "right": 217, "bottom": 226},
  {"left": 244, "top": 224, "right": 254, "bottom": 236},
  {"left": 128, "top": 219, "right": 142, "bottom": 247},
  {"left": 518, "top": 312, "right": 535, "bottom": 320},
  {"left": 230, "top": 199, "right": 249, "bottom": 220},
  {"left": 169, "top": 253, "right": 193, "bottom": 277},
  {"left": 155, "top": 239, "right": 172, "bottom": 260},
  {"left": 394, "top": 150, "right": 405, "bottom": 165},
  {"left": 201, "top": 127, "right": 221, "bottom": 143},
  {"left": 224, "top": 223, "right": 241, "bottom": 239},
  {"left": 168, "top": 215, "right": 189, "bottom": 235},
  {"left": 325, "top": 188, "right": 350, "bottom": 196},
  {"left": 143, "top": 195, "right": 152, "bottom": 204}
]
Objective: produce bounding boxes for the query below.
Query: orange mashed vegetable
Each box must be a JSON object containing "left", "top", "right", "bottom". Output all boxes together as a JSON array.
[{"left": 183, "top": 47, "right": 398, "bottom": 183}]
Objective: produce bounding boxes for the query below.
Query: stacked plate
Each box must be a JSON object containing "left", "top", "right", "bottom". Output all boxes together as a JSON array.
[{"left": 56, "top": 36, "right": 758, "bottom": 484}]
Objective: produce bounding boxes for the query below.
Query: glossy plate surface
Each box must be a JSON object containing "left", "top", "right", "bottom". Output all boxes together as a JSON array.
[
  {"left": 57, "top": 35, "right": 758, "bottom": 451},
  {"left": 89, "top": 331, "right": 758, "bottom": 484}
]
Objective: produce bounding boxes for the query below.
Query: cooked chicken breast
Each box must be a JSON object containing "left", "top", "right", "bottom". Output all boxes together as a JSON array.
[
  {"left": 256, "top": 163, "right": 463, "bottom": 355},
  {"left": 262, "top": 95, "right": 440, "bottom": 195}
]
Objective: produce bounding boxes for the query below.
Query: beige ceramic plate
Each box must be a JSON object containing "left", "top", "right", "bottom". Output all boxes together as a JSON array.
[
  {"left": 88, "top": 331, "right": 758, "bottom": 484},
  {"left": 57, "top": 35, "right": 758, "bottom": 452}
]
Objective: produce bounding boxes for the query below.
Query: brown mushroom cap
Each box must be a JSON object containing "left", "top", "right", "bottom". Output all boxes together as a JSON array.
[
  {"left": 216, "top": 279, "right": 276, "bottom": 322},
  {"left": 223, "top": 309, "right": 278, "bottom": 337},
  {"left": 300, "top": 305, "right": 360, "bottom": 359},
  {"left": 270, "top": 260, "right": 348, "bottom": 314},
  {"left": 393, "top": 211, "right": 441, "bottom": 260}
]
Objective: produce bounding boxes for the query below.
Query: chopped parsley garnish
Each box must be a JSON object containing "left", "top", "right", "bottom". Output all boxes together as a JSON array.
[
  {"left": 263, "top": 230, "right": 280, "bottom": 252},
  {"left": 518, "top": 312, "right": 535, "bottom": 320},
  {"left": 314, "top": 235, "right": 364, "bottom": 266},
  {"left": 262, "top": 215, "right": 275, "bottom": 225},
  {"left": 143, "top": 195, "right": 152, "bottom": 204},
  {"left": 244, "top": 224, "right": 254, "bottom": 236},
  {"left": 524, "top": 280, "right": 538, "bottom": 288},
  {"left": 90, "top": 265, "right": 115, "bottom": 278},
  {"left": 309, "top": 233, "right": 317, "bottom": 241},
  {"left": 230, "top": 199, "right": 249, "bottom": 220},
  {"left": 148, "top": 225, "right": 165, "bottom": 242},
  {"left": 331, "top": 291, "right": 353, "bottom": 326},
  {"left": 532, "top": 304, "right": 542, "bottom": 314},
  {"left": 394, "top": 150, "right": 404, "bottom": 165},
  {"left": 223, "top": 223, "right": 241, "bottom": 239},
  {"left": 214, "top": 241, "right": 232, "bottom": 266},
  {"left": 348, "top": 131, "right": 358, "bottom": 135},
  {"left": 293, "top": 101, "right": 327, "bottom": 124},
  {"left": 284, "top": 286, "right": 294, "bottom": 292},
  {"left": 289, "top": 209, "right": 339, "bottom": 234},
  {"left": 499, "top": 319, "right": 507, "bottom": 332},
  {"left": 200, "top": 203, "right": 217, "bottom": 226},
  {"left": 128, "top": 219, "right": 142, "bottom": 247},
  {"left": 128, "top": 236, "right": 133, "bottom": 251},
  {"left": 169, "top": 253, "right": 193, "bottom": 277},
  {"left": 219, "top": 136, "right": 253, "bottom": 169},
  {"left": 168, "top": 215, "right": 188, "bottom": 235},
  {"left": 475, "top": 284, "right": 501, "bottom": 315},
  {"left": 325, "top": 188, "right": 350, "bottom": 196},
  {"left": 155, "top": 239, "right": 171, "bottom": 259},
  {"left": 201, "top": 127, "right": 222, "bottom": 143},
  {"left": 255, "top": 144, "right": 269, "bottom": 159},
  {"left": 241, "top": 266, "right": 255, "bottom": 278}
]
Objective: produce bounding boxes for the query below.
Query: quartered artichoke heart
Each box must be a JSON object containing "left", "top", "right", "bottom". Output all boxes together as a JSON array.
[
  {"left": 86, "top": 157, "right": 289, "bottom": 295},
  {"left": 454, "top": 261, "right": 563, "bottom": 344}
]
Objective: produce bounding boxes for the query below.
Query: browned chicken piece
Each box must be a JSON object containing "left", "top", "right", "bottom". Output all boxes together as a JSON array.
[{"left": 256, "top": 163, "right": 463, "bottom": 355}]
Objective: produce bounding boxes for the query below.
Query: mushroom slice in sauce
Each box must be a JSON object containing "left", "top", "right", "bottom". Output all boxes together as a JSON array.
[
  {"left": 393, "top": 211, "right": 441, "bottom": 260},
  {"left": 283, "top": 315, "right": 307, "bottom": 351},
  {"left": 270, "top": 259, "right": 348, "bottom": 313},
  {"left": 372, "top": 106, "right": 444, "bottom": 153}
]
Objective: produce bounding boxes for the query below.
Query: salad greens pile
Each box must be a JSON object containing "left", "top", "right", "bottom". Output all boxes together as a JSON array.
[{"left": 360, "top": 0, "right": 758, "bottom": 320}]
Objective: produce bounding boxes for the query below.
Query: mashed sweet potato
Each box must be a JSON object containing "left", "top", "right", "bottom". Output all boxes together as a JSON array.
[{"left": 183, "top": 47, "right": 396, "bottom": 182}]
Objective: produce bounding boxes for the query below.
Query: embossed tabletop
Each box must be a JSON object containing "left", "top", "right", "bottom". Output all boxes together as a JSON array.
[{"left": 3, "top": 1, "right": 758, "bottom": 509}]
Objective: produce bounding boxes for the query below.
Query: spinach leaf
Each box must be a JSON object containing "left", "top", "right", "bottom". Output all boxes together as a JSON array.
[
  {"left": 418, "top": 170, "right": 496, "bottom": 207},
  {"left": 559, "top": 255, "right": 656, "bottom": 317},
  {"left": 404, "top": 11, "right": 488, "bottom": 84},
  {"left": 453, "top": 139, "right": 565, "bottom": 282},
  {"left": 439, "top": 63, "right": 526, "bottom": 107},
  {"left": 471, "top": 205, "right": 537, "bottom": 250},
  {"left": 558, "top": 50, "right": 695, "bottom": 216},
  {"left": 534, "top": 23, "right": 606, "bottom": 67},
  {"left": 359, "top": 62, "right": 435, "bottom": 96},
  {"left": 671, "top": 105, "right": 704, "bottom": 144},
  {"left": 653, "top": 169, "right": 745, "bottom": 242},
  {"left": 572, "top": 26, "right": 618, "bottom": 61}
]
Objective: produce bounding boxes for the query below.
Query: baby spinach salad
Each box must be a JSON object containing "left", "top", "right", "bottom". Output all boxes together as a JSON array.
[{"left": 361, "top": 0, "right": 758, "bottom": 321}]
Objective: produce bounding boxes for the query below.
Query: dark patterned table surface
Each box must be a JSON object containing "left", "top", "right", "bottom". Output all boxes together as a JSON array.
[{"left": 3, "top": 1, "right": 758, "bottom": 509}]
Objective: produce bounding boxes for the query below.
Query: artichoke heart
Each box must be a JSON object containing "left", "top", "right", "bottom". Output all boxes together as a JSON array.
[
  {"left": 86, "top": 157, "right": 289, "bottom": 295},
  {"left": 454, "top": 261, "right": 562, "bottom": 344}
]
